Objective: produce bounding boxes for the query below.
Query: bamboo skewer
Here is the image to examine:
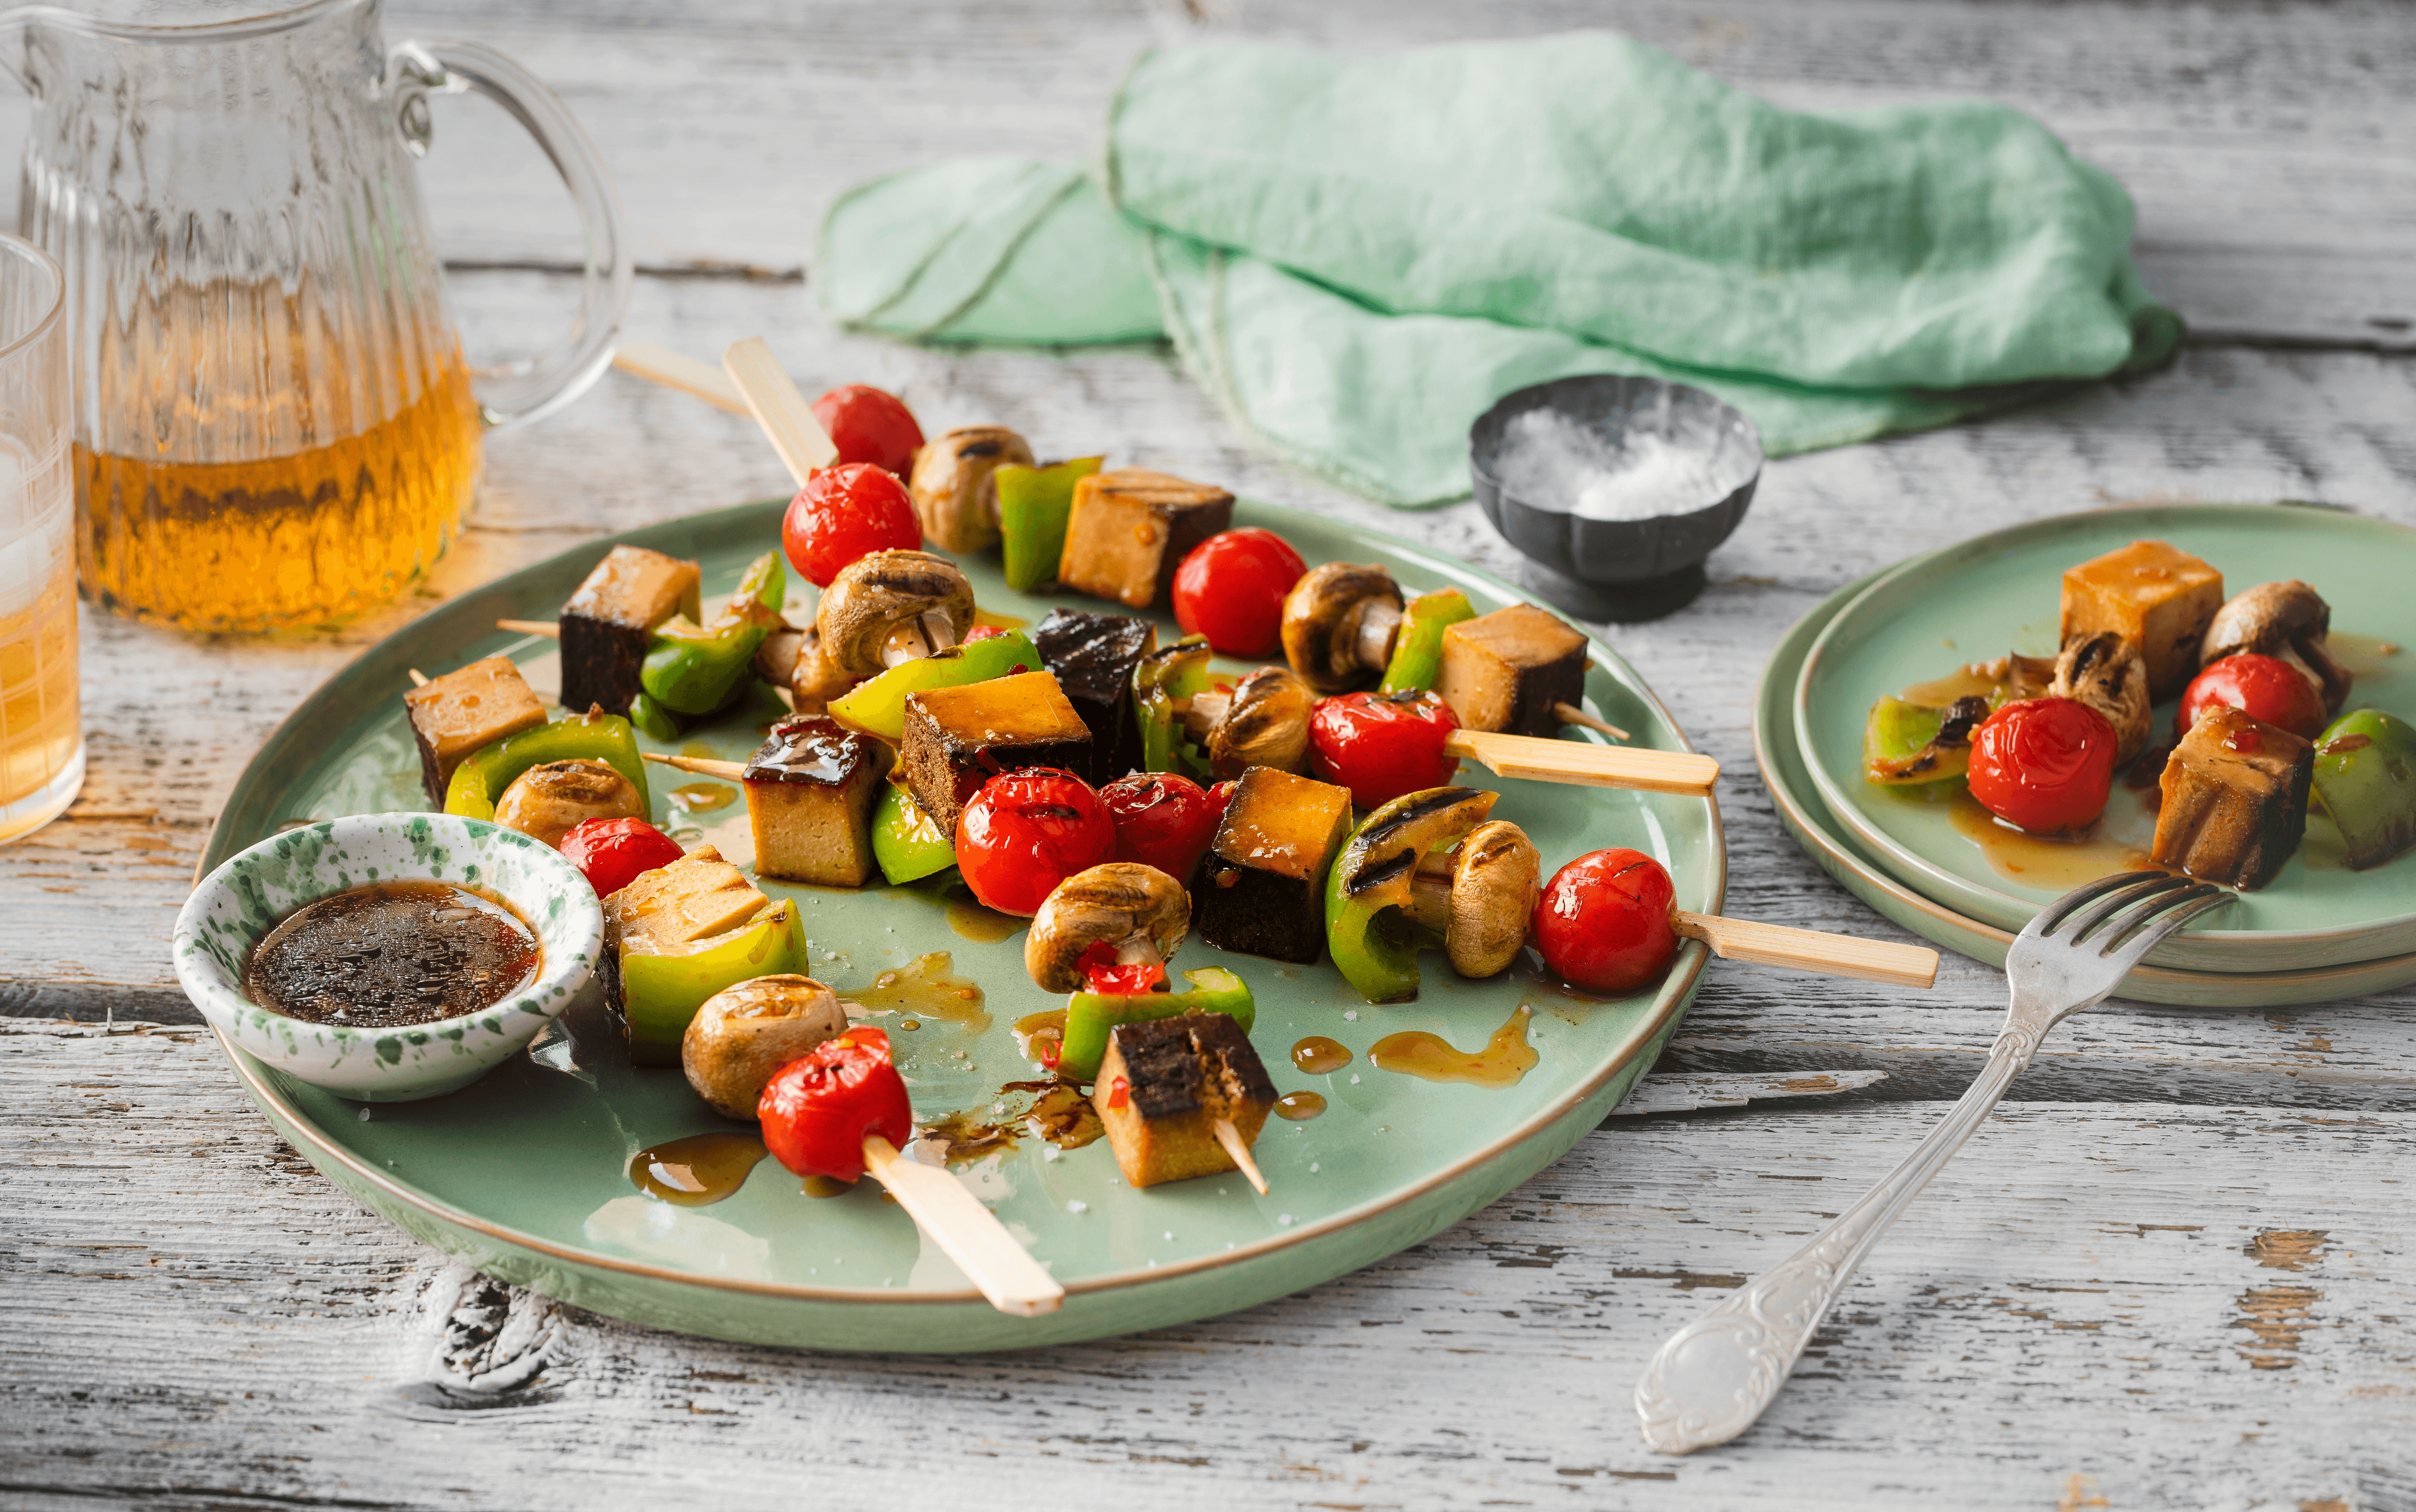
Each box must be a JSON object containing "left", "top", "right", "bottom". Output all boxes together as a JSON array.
[
  {"left": 1213, "top": 1118, "right": 1270, "bottom": 1196},
  {"left": 1446, "top": 729, "right": 1717, "bottom": 797},
  {"left": 613, "top": 341, "right": 751, "bottom": 416},
  {"left": 497, "top": 618, "right": 559, "bottom": 638},
  {"left": 858, "top": 1135, "right": 1064, "bottom": 1316},
  {"left": 722, "top": 336, "right": 837, "bottom": 487},
  {"left": 1671, "top": 912, "right": 1939, "bottom": 989},
  {"left": 644, "top": 751, "right": 746, "bottom": 781},
  {"left": 1553, "top": 702, "right": 1631, "bottom": 742},
  {"left": 406, "top": 669, "right": 430, "bottom": 687}
]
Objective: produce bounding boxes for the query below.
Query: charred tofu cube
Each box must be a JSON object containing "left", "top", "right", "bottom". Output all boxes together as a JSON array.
[
  {"left": 1434, "top": 604, "right": 1588, "bottom": 738},
  {"left": 2060, "top": 541, "right": 2223, "bottom": 701},
  {"left": 560, "top": 545, "right": 704, "bottom": 714},
  {"left": 1093, "top": 1012, "right": 1278, "bottom": 1188},
  {"left": 2152, "top": 706, "right": 2313, "bottom": 890},
  {"left": 402, "top": 656, "right": 547, "bottom": 803},
  {"left": 600, "top": 844, "right": 771, "bottom": 1008},
  {"left": 1031, "top": 608, "right": 1156, "bottom": 782},
  {"left": 900, "top": 670, "right": 1094, "bottom": 833},
  {"left": 1195, "top": 766, "right": 1354, "bottom": 963},
  {"left": 1055, "top": 470, "right": 1234, "bottom": 610},
  {"left": 743, "top": 715, "right": 893, "bottom": 888}
]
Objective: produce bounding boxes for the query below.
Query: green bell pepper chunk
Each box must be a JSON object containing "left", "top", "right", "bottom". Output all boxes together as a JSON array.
[
  {"left": 618, "top": 899, "right": 806, "bottom": 1066},
  {"left": 640, "top": 551, "right": 787, "bottom": 716},
  {"left": 445, "top": 710, "right": 650, "bottom": 819},
  {"left": 1323, "top": 850, "right": 1432, "bottom": 1005},
  {"left": 872, "top": 781, "right": 958, "bottom": 885},
  {"left": 827, "top": 630, "right": 1038, "bottom": 741},
  {"left": 2314, "top": 709, "right": 2416, "bottom": 870},
  {"left": 627, "top": 690, "right": 685, "bottom": 742},
  {"left": 1378, "top": 588, "right": 1475, "bottom": 694},
  {"left": 1862, "top": 695, "right": 1978, "bottom": 785},
  {"left": 997, "top": 456, "right": 1105, "bottom": 593},
  {"left": 1058, "top": 966, "right": 1254, "bottom": 1083},
  {"left": 1132, "top": 634, "right": 1213, "bottom": 777}
]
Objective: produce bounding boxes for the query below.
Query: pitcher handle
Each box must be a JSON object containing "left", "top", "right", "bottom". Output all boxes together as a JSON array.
[{"left": 387, "top": 38, "right": 633, "bottom": 432}]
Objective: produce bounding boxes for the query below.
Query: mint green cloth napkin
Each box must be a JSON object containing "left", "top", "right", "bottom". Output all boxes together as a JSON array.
[{"left": 816, "top": 34, "right": 2179, "bottom": 507}]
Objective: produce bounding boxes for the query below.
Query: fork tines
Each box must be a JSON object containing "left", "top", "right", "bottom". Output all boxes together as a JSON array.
[{"left": 2034, "top": 870, "right": 2230, "bottom": 956}]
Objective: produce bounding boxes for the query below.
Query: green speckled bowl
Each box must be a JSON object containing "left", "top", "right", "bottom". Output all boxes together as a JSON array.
[{"left": 173, "top": 814, "right": 604, "bottom": 1101}]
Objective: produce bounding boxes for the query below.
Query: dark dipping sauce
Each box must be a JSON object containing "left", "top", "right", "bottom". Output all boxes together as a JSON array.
[{"left": 243, "top": 881, "right": 540, "bottom": 1029}]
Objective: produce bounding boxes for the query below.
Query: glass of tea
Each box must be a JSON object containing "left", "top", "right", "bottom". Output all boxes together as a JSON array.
[
  {"left": 0, "top": 232, "right": 74, "bottom": 842},
  {"left": 5, "top": 0, "right": 632, "bottom": 632}
]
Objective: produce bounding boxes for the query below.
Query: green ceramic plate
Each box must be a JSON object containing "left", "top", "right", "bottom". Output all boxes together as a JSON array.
[
  {"left": 1793, "top": 503, "right": 2416, "bottom": 976},
  {"left": 1759, "top": 562, "right": 2416, "bottom": 1008},
  {"left": 198, "top": 498, "right": 1723, "bottom": 1352}
]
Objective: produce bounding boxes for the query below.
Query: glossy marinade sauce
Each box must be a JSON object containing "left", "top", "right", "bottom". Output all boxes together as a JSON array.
[{"left": 243, "top": 880, "right": 539, "bottom": 1029}]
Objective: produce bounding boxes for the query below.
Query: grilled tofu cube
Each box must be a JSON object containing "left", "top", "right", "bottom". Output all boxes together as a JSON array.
[
  {"left": 600, "top": 844, "right": 771, "bottom": 1009},
  {"left": 743, "top": 715, "right": 893, "bottom": 888},
  {"left": 900, "top": 670, "right": 1094, "bottom": 834},
  {"left": 2060, "top": 541, "right": 2223, "bottom": 701},
  {"left": 1031, "top": 608, "right": 1156, "bottom": 783},
  {"left": 1434, "top": 604, "right": 1588, "bottom": 738},
  {"left": 560, "top": 545, "right": 705, "bottom": 715},
  {"left": 1195, "top": 766, "right": 1354, "bottom": 963},
  {"left": 2152, "top": 706, "right": 2313, "bottom": 889},
  {"left": 1093, "top": 1012, "right": 1277, "bottom": 1188},
  {"left": 402, "top": 656, "right": 547, "bottom": 803},
  {"left": 1055, "top": 469, "right": 1234, "bottom": 610}
]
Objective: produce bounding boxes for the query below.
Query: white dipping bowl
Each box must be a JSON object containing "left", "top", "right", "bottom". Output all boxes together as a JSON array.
[{"left": 173, "top": 813, "right": 603, "bottom": 1102}]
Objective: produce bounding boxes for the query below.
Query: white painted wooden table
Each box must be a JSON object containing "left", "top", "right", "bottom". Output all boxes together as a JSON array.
[{"left": 6, "top": 3, "right": 2415, "bottom": 1507}]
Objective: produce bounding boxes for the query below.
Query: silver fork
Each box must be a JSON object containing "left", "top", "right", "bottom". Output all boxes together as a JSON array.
[{"left": 1632, "top": 870, "right": 2231, "bottom": 1455}]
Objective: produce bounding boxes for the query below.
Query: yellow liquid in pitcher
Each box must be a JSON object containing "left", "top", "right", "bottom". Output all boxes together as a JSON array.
[
  {"left": 75, "top": 361, "right": 481, "bottom": 631},
  {"left": 0, "top": 540, "right": 77, "bottom": 822}
]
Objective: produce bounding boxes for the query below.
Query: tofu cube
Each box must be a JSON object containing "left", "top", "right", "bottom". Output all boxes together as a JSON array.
[
  {"left": 1434, "top": 604, "right": 1588, "bottom": 738},
  {"left": 742, "top": 715, "right": 893, "bottom": 887},
  {"left": 2152, "top": 705, "right": 2313, "bottom": 890},
  {"left": 560, "top": 545, "right": 704, "bottom": 715},
  {"left": 599, "top": 844, "right": 772, "bottom": 1011},
  {"left": 1092, "top": 1012, "right": 1277, "bottom": 1188},
  {"left": 1031, "top": 607, "right": 1156, "bottom": 783},
  {"left": 402, "top": 656, "right": 548, "bottom": 803},
  {"left": 2060, "top": 541, "right": 2223, "bottom": 701},
  {"left": 1194, "top": 766, "right": 1354, "bottom": 964},
  {"left": 900, "top": 670, "right": 1094, "bottom": 834},
  {"left": 1055, "top": 469, "right": 1233, "bottom": 610}
]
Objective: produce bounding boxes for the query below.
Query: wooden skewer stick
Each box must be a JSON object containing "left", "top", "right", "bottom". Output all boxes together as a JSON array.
[
  {"left": 858, "top": 1135, "right": 1064, "bottom": 1317},
  {"left": 1553, "top": 701, "right": 1631, "bottom": 742},
  {"left": 497, "top": 618, "right": 560, "bottom": 638},
  {"left": 406, "top": 668, "right": 430, "bottom": 687},
  {"left": 642, "top": 751, "right": 747, "bottom": 781},
  {"left": 613, "top": 341, "right": 751, "bottom": 416},
  {"left": 1671, "top": 912, "right": 1939, "bottom": 990},
  {"left": 1213, "top": 1117, "right": 1269, "bottom": 1196},
  {"left": 1447, "top": 729, "right": 1717, "bottom": 797},
  {"left": 722, "top": 336, "right": 838, "bottom": 488}
]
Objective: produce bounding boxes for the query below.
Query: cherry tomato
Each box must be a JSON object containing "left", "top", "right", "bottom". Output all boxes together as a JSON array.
[
  {"left": 1309, "top": 690, "right": 1462, "bottom": 809},
  {"left": 1172, "top": 528, "right": 1307, "bottom": 656},
  {"left": 1967, "top": 697, "right": 2119, "bottom": 835},
  {"left": 1206, "top": 779, "right": 1238, "bottom": 826},
  {"left": 1532, "top": 848, "right": 1677, "bottom": 996},
  {"left": 964, "top": 625, "right": 1007, "bottom": 643},
  {"left": 782, "top": 462, "right": 920, "bottom": 588},
  {"left": 809, "top": 384, "right": 924, "bottom": 478},
  {"left": 955, "top": 767, "right": 1117, "bottom": 916},
  {"left": 2178, "top": 653, "right": 2326, "bottom": 741},
  {"left": 1100, "top": 771, "right": 1220, "bottom": 880},
  {"left": 758, "top": 1027, "right": 913, "bottom": 1184},
  {"left": 558, "top": 816, "right": 684, "bottom": 897}
]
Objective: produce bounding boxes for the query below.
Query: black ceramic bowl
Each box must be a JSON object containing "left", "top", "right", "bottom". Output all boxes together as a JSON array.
[{"left": 1469, "top": 374, "right": 1761, "bottom": 622}]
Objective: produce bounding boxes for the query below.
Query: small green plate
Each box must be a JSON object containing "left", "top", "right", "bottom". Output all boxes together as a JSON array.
[
  {"left": 1795, "top": 504, "right": 2416, "bottom": 975},
  {"left": 198, "top": 497, "right": 1723, "bottom": 1351}
]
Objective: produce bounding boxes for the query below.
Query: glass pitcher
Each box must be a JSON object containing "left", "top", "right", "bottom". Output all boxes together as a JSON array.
[{"left": 0, "top": 0, "right": 630, "bottom": 631}]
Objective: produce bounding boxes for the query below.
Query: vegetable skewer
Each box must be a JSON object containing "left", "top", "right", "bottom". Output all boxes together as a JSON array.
[
  {"left": 858, "top": 1134, "right": 1065, "bottom": 1316},
  {"left": 721, "top": 335, "right": 837, "bottom": 487}
]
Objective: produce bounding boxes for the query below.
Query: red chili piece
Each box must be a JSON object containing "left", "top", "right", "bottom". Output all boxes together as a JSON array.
[
  {"left": 1309, "top": 689, "right": 1462, "bottom": 809},
  {"left": 955, "top": 767, "right": 1118, "bottom": 916},
  {"left": 757, "top": 1027, "right": 913, "bottom": 1184},
  {"left": 964, "top": 625, "right": 1008, "bottom": 643},
  {"left": 1079, "top": 938, "right": 1167, "bottom": 996},
  {"left": 1531, "top": 847, "right": 1678, "bottom": 996},
  {"left": 1105, "top": 1076, "right": 1130, "bottom": 1111},
  {"left": 558, "top": 816, "right": 685, "bottom": 899},
  {"left": 1967, "top": 697, "right": 2119, "bottom": 835},
  {"left": 1172, "top": 528, "right": 1307, "bottom": 656},
  {"left": 2177, "top": 653, "right": 2327, "bottom": 741},
  {"left": 1099, "top": 771, "right": 1221, "bottom": 881},
  {"left": 783, "top": 462, "right": 922, "bottom": 587},
  {"left": 809, "top": 384, "right": 924, "bottom": 478}
]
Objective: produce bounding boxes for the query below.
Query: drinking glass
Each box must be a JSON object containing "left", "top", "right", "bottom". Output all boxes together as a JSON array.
[{"left": 0, "top": 231, "right": 75, "bottom": 842}]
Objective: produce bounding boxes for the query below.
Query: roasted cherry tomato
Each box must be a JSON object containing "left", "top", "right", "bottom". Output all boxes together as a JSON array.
[
  {"left": 758, "top": 1027, "right": 913, "bottom": 1184},
  {"left": 783, "top": 462, "right": 921, "bottom": 588},
  {"left": 1967, "top": 697, "right": 2119, "bottom": 835},
  {"left": 956, "top": 767, "right": 1118, "bottom": 916},
  {"left": 1100, "top": 771, "right": 1220, "bottom": 880},
  {"left": 1532, "top": 848, "right": 1677, "bottom": 996},
  {"left": 1309, "top": 689, "right": 1462, "bottom": 809},
  {"left": 559, "top": 816, "right": 684, "bottom": 898},
  {"left": 964, "top": 624, "right": 1008, "bottom": 643},
  {"left": 2178, "top": 653, "right": 2327, "bottom": 741},
  {"left": 1172, "top": 528, "right": 1307, "bottom": 656},
  {"left": 810, "top": 384, "right": 924, "bottom": 478},
  {"left": 1206, "top": 779, "right": 1238, "bottom": 825}
]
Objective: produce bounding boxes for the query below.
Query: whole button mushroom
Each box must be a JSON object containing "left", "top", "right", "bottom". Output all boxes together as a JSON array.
[
  {"left": 1324, "top": 785, "right": 1502, "bottom": 1002},
  {"left": 492, "top": 758, "right": 646, "bottom": 848},
  {"left": 2200, "top": 580, "right": 2352, "bottom": 715},
  {"left": 1024, "top": 862, "right": 1191, "bottom": 994},
  {"left": 814, "top": 549, "right": 978, "bottom": 679},
  {"left": 909, "top": 426, "right": 1035, "bottom": 555},
  {"left": 681, "top": 974, "right": 849, "bottom": 1120},
  {"left": 2049, "top": 632, "right": 2152, "bottom": 766},
  {"left": 1195, "top": 666, "right": 1315, "bottom": 780},
  {"left": 1280, "top": 562, "right": 1405, "bottom": 695},
  {"left": 1424, "top": 819, "right": 1544, "bottom": 979}
]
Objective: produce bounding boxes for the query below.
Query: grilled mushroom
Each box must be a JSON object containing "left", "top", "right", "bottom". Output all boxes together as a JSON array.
[
  {"left": 2200, "top": 581, "right": 2352, "bottom": 714},
  {"left": 814, "top": 550, "right": 977, "bottom": 678},
  {"left": 1194, "top": 667, "right": 1315, "bottom": 779},
  {"left": 492, "top": 758, "right": 644, "bottom": 848},
  {"left": 784, "top": 626, "right": 858, "bottom": 715},
  {"left": 1326, "top": 786, "right": 1500, "bottom": 1001},
  {"left": 2050, "top": 632, "right": 2153, "bottom": 765},
  {"left": 1280, "top": 563, "right": 1405, "bottom": 694},
  {"left": 908, "top": 426, "right": 1035, "bottom": 554},
  {"left": 1024, "top": 862, "right": 1191, "bottom": 994},
  {"left": 680, "top": 974, "right": 848, "bottom": 1119},
  {"left": 1422, "top": 820, "right": 1544, "bottom": 978}
]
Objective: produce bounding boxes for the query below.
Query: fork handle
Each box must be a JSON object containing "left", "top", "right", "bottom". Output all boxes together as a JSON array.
[{"left": 1633, "top": 1028, "right": 2036, "bottom": 1455}]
